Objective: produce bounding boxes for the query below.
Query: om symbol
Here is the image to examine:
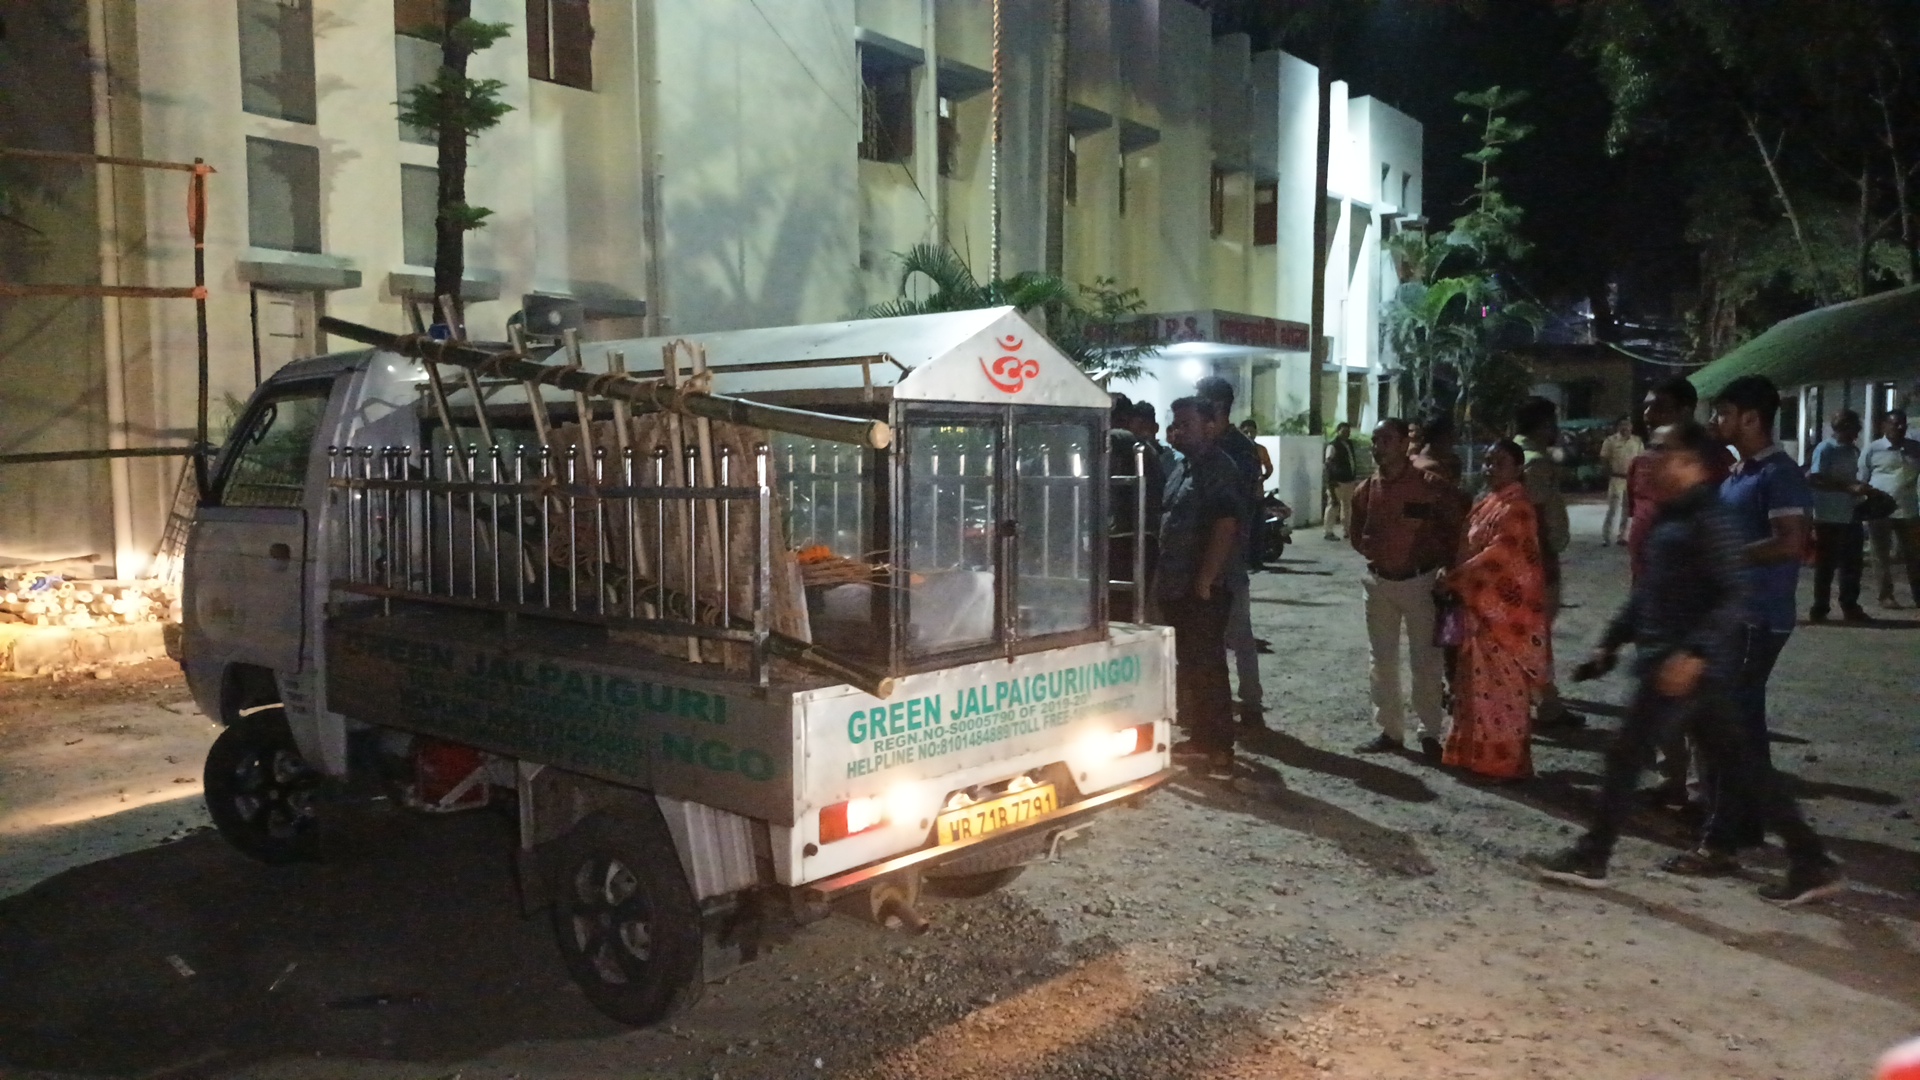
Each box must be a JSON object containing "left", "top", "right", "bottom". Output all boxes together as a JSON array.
[{"left": 980, "top": 334, "right": 1041, "bottom": 394}]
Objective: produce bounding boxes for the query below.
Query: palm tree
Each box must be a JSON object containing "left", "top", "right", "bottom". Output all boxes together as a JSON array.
[{"left": 861, "top": 244, "right": 1155, "bottom": 382}]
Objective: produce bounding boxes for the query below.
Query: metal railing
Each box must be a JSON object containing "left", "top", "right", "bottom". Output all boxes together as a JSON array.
[
  {"left": 327, "top": 441, "right": 775, "bottom": 686},
  {"left": 1106, "top": 441, "right": 1150, "bottom": 621}
]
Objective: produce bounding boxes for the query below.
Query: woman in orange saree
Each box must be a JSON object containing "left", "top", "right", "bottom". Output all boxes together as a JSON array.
[{"left": 1442, "top": 441, "right": 1550, "bottom": 782}]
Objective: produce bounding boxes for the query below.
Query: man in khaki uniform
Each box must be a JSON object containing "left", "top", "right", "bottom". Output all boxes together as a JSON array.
[
  {"left": 1599, "top": 416, "right": 1643, "bottom": 545},
  {"left": 1517, "top": 396, "right": 1581, "bottom": 729}
]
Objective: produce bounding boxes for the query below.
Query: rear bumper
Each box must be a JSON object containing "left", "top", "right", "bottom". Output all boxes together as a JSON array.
[{"left": 801, "top": 769, "right": 1171, "bottom": 899}]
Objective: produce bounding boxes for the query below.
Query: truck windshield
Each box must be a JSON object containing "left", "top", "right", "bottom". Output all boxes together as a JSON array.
[{"left": 219, "top": 382, "right": 332, "bottom": 508}]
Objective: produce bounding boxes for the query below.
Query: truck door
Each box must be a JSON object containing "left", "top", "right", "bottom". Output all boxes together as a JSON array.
[{"left": 182, "top": 379, "right": 337, "bottom": 677}]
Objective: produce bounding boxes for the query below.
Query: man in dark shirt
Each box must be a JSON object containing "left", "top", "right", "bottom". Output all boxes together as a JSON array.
[
  {"left": 1627, "top": 376, "right": 1733, "bottom": 807},
  {"left": 1529, "top": 421, "right": 1843, "bottom": 905},
  {"left": 1348, "top": 418, "right": 1464, "bottom": 760},
  {"left": 1128, "top": 400, "right": 1176, "bottom": 477},
  {"left": 1323, "top": 423, "right": 1359, "bottom": 540},
  {"left": 1158, "top": 396, "right": 1246, "bottom": 777},
  {"left": 1196, "top": 376, "right": 1267, "bottom": 729}
]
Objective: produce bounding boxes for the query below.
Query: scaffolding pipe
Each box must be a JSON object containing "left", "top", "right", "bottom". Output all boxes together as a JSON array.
[{"left": 318, "top": 316, "right": 893, "bottom": 450}]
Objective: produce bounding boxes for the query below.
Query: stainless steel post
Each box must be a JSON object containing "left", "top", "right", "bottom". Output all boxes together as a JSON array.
[
  {"left": 754, "top": 443, "right": 771, "bottom": 688},
  {"left": 538, "top": 446, "right": 553, "bottom": 608},
  {"left": 465, "top": 445, "right": 479, "bottom": 598},
  {"left": 565, "top": 445, "right": 579, "bottom": 612},
  {"left": 1132, "top": 440, "right": 1147, "bottom": 621}
]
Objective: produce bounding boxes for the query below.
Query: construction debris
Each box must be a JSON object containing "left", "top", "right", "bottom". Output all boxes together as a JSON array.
[{"left": 0, "top": 575, "right": 181, "bottom": 628}]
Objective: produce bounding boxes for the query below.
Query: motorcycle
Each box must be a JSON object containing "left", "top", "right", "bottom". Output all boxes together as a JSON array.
[{"left": 1255, "top": 490, "right": 1293, "bottom": 569}]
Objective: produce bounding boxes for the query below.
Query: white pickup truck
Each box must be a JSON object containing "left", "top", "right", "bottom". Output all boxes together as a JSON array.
[{"left": 179, "top": 307, "right": 1172, "bottom": 1025}]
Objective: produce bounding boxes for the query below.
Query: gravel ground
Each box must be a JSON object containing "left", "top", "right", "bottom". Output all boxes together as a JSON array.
[{"left": 1, "top": 503, "right": 1915, "bottom": 1080}]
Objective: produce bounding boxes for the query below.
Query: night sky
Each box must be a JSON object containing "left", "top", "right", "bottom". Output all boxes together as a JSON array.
[{"left": 1213, "top": 0, "right": 1696, "bottom": 328}]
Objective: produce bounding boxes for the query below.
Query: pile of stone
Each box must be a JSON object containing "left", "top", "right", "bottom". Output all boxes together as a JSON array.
[{"left": 0, "top": 575, "right": 181, "bottom": 628}]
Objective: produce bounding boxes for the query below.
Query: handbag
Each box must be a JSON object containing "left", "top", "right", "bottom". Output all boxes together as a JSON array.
[
  {"left": 1856, "top": 488, "right": 1897, "bottom": 523},
  {"left": 1433, "top": 594, "right": 1466, "bottom": 648}
]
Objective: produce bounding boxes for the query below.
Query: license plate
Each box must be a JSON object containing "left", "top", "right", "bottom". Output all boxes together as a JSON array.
[{"left": 936, "top": 784, "right": 1058, "bottom": 845}]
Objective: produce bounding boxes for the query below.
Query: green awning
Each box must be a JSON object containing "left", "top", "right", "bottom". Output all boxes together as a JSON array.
[{"left": 1690, "top": 284, "right": 1920, "bottom": 398}]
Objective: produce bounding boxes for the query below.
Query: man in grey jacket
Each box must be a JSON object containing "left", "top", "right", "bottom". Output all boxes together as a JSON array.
[{"left": 1527, "top": 421, "right": 1844, "bottom": 905}]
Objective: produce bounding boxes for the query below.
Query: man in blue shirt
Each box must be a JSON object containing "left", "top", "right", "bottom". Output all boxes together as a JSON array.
[
  {"left": 1805, "top": 408, "right": 1869, "bottom": 622},
  {"left": 1665, "top": 375, "right": 1814, "bottom": 874}
]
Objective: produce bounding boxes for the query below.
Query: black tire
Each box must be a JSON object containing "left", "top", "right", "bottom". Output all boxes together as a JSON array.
[
  {"left": 923, "top": 865, "right": 1026, "bottom": 898},
  {"left": 548, "top": 809, "right": 704, "bottom": 1027},
  {"left": 203, "top": 710, "right": 321, "bottom": 864}
]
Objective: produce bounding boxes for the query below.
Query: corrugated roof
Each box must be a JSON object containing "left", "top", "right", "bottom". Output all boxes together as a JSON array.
[{"left": 1690, "top": 284, "right": 1920, "bottom": 397}]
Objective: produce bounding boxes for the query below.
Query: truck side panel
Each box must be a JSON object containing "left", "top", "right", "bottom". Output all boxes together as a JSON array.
[{"left": 324, "top": 611, "right": 800, "bottom": 825}]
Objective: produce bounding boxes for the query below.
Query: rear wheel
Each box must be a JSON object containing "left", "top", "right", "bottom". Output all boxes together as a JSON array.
[
  {"left": 203, "top": 710, "right": 321, "bottom": 864},
  {"left": 548, "top": 809, "right": 704, "bottom": 1026}
]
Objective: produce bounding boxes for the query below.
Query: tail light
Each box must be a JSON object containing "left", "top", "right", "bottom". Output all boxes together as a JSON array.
[{"left": 818, "top": 795, "right": 886, "bottom": 843}]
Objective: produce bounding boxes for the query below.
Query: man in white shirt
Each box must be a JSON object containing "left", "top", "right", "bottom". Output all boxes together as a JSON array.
[
  {"left": 1859, "top": 409, "right": 1920, "bottom": 608},
  {"left": 1599, "top": 416, "right": 1643, "bottom": 545},
  {"left": 1805, "top": 409, "right": 1868, "bottom": 621}
]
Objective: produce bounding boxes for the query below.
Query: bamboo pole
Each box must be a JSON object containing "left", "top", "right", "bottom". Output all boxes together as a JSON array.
[
  {"left": 660, "top": 341, "right": 701, "bottom": 663},
  {"left": 317, "top": 316, "right": 891, "bottom": 450}
]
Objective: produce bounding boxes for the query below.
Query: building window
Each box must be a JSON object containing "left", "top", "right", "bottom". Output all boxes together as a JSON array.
[
  {"left": 394, "top": 0, "right": 444, "bottom": 37},
  {"left": 1118, "top": 154, "right": 1128, "bottom": 217},
  {"left": 527, "top": 0, "right": 593, "bottom": 90},
  {"left": 238, "top": 0, "right": 317, "bottom": 124},
  {"left": 937, "top": 96, "right": 958, "bottom": 178},
  {"left": 401, "top": 165, "right": 438, "bottom": 266},
  {"left": 246, "top": 136, "right": 322, "bottom": 254},
  {"left": 1253, "top": 180, "right": 1277, "bottom": 246},
  {"left": 394, "top": 31, "right": 441, "bottom": 144},
  {"left": 1065, "top": 133, "right": 1078, "bottom": 205},
  {"left": 1401, "top": 170, "right": 1413, "bottom": 210},
  {"left": 859, "top": 50, "right": 914, "bottom": 163},
  {"left": 1209, "top": 167, "right": 1226, "bottom": 238}
]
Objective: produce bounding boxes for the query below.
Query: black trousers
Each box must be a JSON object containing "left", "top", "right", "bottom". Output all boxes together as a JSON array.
[
  {"left": 1576, "top": 674, "right": 1827, "bottom": 870},
  {"left": 1811, "top": 522, "right": 1864, "bottom": 614},
  {"left": 1164, "top": 589, "right": 1234, "bottom": 753}
]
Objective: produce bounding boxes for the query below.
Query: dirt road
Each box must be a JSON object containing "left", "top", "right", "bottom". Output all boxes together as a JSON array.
[{"left": 1, "top": 504, "right": 1915, "bottom": 1080}]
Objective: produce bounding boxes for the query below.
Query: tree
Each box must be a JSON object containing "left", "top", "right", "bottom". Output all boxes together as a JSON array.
[
  {"left": 1384, "top": 87, "right": 1545, "bottom": 437},
  {"left": 395, "top": 2, "right": 512, "bottom": 330},
  {"left": 861, "top": 244, "right": 1156, "bottom": 382},
  {"left": 1572, "top": 0, "right": 1920, "bottom": 358}
]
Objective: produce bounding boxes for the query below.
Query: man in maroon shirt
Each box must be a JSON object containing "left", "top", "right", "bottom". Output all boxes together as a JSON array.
[
  {"left": 1625, "top": 376, "right": 1732, "bottom": 808},
  {"left": 1626, "top": 377, "right": 1733, "bottom": 580}
]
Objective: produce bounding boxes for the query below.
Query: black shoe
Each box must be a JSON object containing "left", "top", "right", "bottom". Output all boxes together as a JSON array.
[
  {"left": 1420, "top": 736, "right": 1444, "bottom": 764},
  {"left": 1659, "top": 848, "right": 1742, "bottom": 877},
  {"left": 1808, "top": 608, "right": 1830, "bottom": 623},
  {"left": 1169, "top": 740, "right": 1209, "bottom": 760},
  {"left": 1237, "top": 707, "right": 1267, "bottom": 730},
  {"left": 1354, "top": 733, "right": 1404, "bottom": 754},
  {"left": 1526, "top": 847, "right": 1608, "bottom": 888},
  {"left": 1640, "top": 783, "right": 1691, "bottom": 810},
  {"left": 1758, "top": 862, "right": 1846, "bottom": 905},
  {"left": 1842, "top": 607, "right": 1872, "bottom": 623},
  {"left": 1254, "top": 638, "right": 1274, "bottom": 654},
  {"left": 1204, "top": 751, "right": 1236, "bottom": 779}
]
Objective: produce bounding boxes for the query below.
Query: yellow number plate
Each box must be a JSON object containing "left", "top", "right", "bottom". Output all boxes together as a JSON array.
[{"left": 935, "top": 784, "right": 1058, "bottom": 846}]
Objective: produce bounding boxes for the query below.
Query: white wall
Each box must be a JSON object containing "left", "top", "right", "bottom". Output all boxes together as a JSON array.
[{"left": 24, "top": 0, "right": 1419, "bottom": 572}]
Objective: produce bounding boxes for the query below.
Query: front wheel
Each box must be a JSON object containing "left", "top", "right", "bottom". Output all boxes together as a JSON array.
[
  {"left": 203, "top": 710, "right": 321, "bottom": 864},
  {"left": 548, "top": 809, "right": 704, "bottom": 1026}
]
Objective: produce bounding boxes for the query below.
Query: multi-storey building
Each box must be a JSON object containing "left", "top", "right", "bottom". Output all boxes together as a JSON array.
[{"left": 0, "top": 0, "right": 1421, "bottom": 574}]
